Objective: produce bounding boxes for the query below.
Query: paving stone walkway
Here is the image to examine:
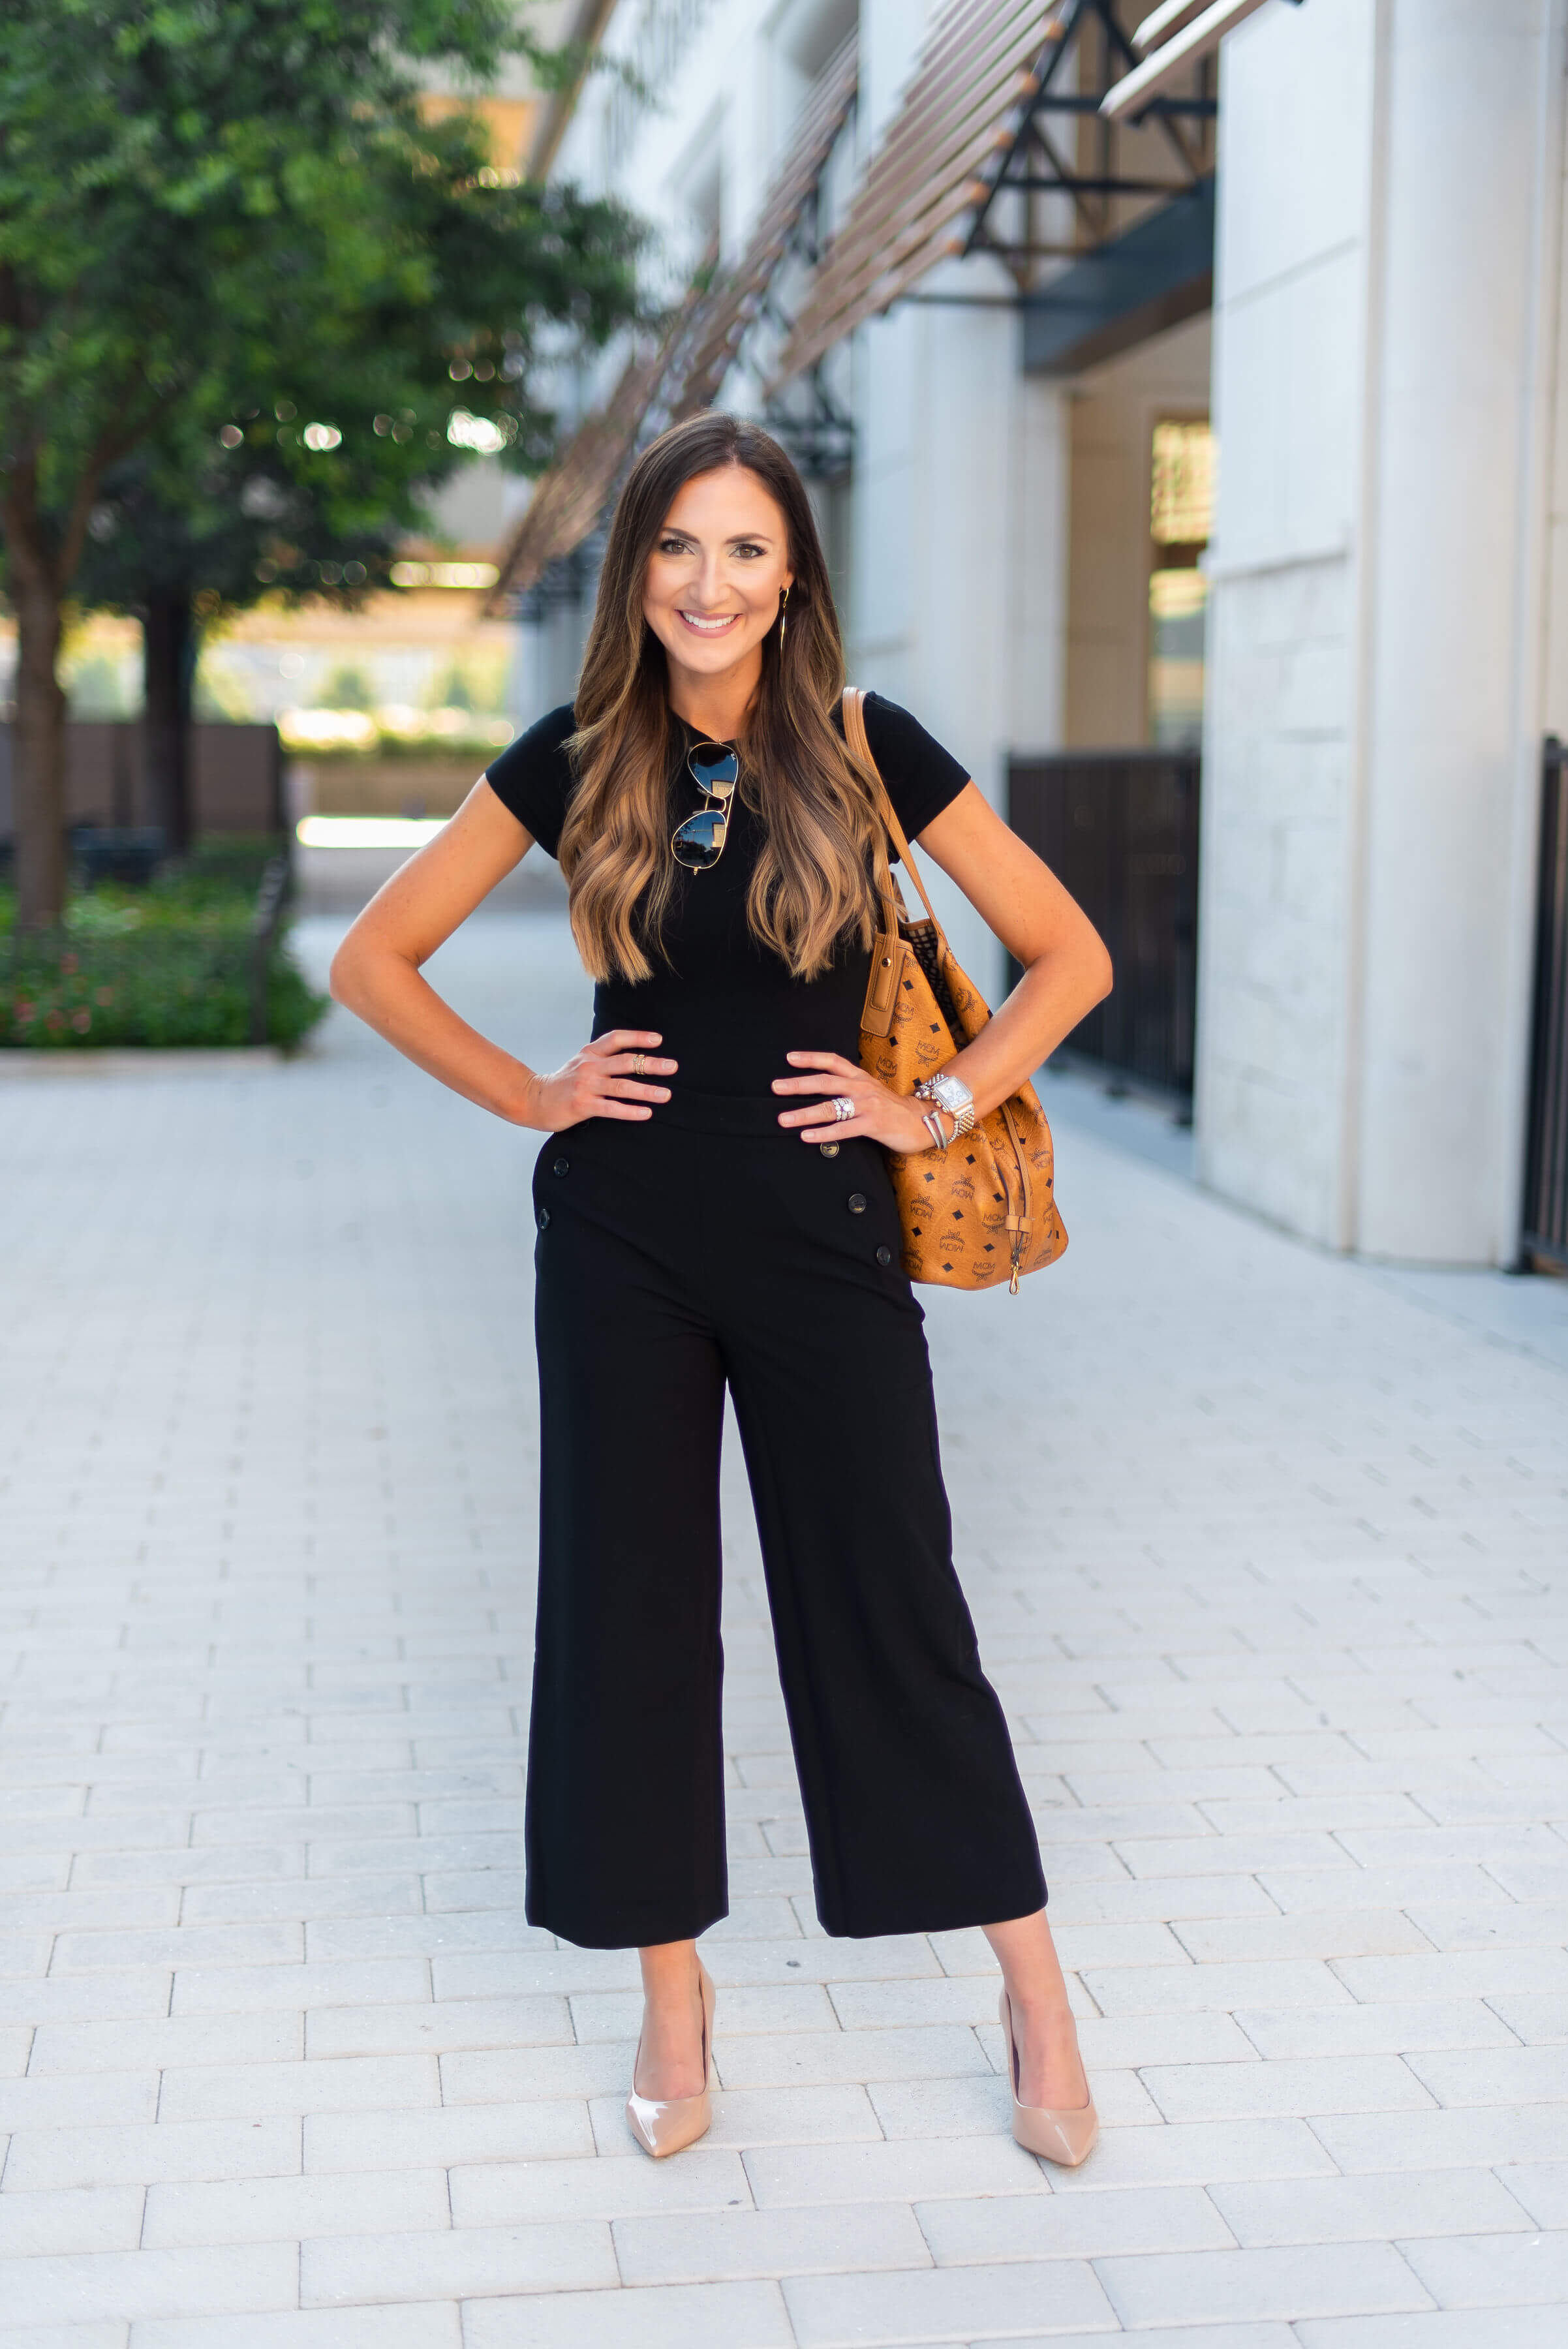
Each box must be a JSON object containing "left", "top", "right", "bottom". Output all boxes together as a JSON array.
[{"left": 2, "top": 872, "right": 1567, "bottom": 2349}]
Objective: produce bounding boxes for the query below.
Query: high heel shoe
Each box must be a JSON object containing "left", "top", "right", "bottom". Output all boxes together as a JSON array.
[
  {"left": 626, "top": 1958, "right": 717, "bottom": 2158},
  {"left": 999, "top": 1987, "right": 1098, "bottom": 2166}
]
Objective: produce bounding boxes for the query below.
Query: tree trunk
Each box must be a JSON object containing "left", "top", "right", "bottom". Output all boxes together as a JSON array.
[
  {"left": 142, "top": 587, "right": 196, "bottom": 857},
  {"left": 10, "top": 574, "right": 68, "bottom": 930}
]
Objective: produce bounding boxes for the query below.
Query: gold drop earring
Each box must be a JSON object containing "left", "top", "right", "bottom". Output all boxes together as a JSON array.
[{"left": 777, "top": 585, "right": 789, "bottom": 652}]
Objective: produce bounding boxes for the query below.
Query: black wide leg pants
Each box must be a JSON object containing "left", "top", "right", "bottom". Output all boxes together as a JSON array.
[{"left": 525, "top": 1090, "right": 1046, "bottom": 1950}]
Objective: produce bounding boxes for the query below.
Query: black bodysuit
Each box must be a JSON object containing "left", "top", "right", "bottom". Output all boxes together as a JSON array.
[
  {"left": 486, "top": 694, "right": 1047, "bottom": 1951},
  {"left": 484, "top": 693, "right": 971, "bottom": 1092}
]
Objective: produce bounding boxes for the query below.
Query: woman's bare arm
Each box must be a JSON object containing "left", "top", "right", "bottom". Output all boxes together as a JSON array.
[
  {"left": 773, "top": 780, "right": 1113, "bottom": 1143},
  {"left": 327, "top": 779, "right": 677, "bottom": 1129},
  {"left": 911, "top": 781, "right": 1112, "bottom": 1115}
]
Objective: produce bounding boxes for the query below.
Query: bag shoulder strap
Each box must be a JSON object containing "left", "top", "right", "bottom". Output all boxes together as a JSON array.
[{"left": 842, "top": 686, "right": 944, "bottom": 935}]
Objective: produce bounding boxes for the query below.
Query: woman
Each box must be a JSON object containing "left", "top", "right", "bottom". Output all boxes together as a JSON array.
[{"left": 331, "top": 412, "right": 1111, "bottom": 2166}]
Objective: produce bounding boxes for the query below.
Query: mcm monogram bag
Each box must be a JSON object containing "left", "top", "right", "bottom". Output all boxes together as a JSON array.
[{"left": 844, "top": 688, "right": 1069, "bottom": 1295}]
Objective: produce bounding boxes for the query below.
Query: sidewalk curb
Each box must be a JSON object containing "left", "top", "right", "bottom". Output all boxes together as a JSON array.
[{"left": 0, "top": 1045, "right": 310, "bottom": 1077}]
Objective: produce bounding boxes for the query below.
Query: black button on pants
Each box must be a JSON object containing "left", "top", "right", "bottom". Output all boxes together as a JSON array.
[{"left": 526, "top": 1101, "right": 1046, "bottom": 1950}]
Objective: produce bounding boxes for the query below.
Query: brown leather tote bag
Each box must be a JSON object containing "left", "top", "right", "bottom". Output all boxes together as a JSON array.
[{"left": 846, "top": 688, "right": 1068, "bottom": 1294}]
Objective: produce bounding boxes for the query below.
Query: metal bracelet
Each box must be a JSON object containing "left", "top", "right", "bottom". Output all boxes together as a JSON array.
[
  {"left": 915, "top": 1071, "right": 976, "bottom": 1137},
  {"left": 921, "top": 1107, "right": 954, "bottom": 1154}
]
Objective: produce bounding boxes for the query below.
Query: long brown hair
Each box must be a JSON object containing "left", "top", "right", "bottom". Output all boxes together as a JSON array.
[{"left": 559, "top": 412, "right": 887, "bottom": 983}]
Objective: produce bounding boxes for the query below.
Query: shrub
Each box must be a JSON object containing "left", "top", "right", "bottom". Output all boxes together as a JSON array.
[{"left": 0, "top": 846, "right": 329, "bottom": 1049}]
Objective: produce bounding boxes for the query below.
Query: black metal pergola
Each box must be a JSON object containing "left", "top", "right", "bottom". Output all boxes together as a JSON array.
[{"left": 962, "top": 0, "right": 1218, "bottom": 283}]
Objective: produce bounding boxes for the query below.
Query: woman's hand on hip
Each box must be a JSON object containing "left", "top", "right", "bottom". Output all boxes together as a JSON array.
[
  {"left": 521, "top": 1030, "right": 676, "bottom": 1130},
  {"left": 773, "top": 1051, "right": 934, "bottom": 1154}
]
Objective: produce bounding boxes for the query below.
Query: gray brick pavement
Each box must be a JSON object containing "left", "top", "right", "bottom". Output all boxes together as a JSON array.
[{"left": 1, "top": 880, "right": 1566, "bottom": 2344}]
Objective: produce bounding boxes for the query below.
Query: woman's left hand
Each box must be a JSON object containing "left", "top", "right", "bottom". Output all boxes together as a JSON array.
[{"left": 773, "top": 1050, "right": 938, "bottom": 1154}]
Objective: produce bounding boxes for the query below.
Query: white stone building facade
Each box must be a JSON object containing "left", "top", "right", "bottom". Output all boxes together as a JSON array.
[
  {"left": 511, "top": 0, "right": 1568, "bottom": 1270},
  {"left": 1199, "top": 0, "right": 1567, "bottom": 1268}
]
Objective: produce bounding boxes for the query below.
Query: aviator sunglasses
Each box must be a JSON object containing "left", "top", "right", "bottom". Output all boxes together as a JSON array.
[{"left": 670, "top": 741, "right": 740, "bottom": 871}]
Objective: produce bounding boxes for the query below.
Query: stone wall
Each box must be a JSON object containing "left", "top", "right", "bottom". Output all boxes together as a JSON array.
[{"left": 1197, "top": 0, "right": 1566, "bottom": 1264}]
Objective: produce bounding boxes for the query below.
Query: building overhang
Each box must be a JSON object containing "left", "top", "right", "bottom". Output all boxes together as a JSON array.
[
  {"left": 769, "top": 0, "right": 1223, "bottom": 392},
  {"left": 1022, "top": 175, "right": 1214, "bottom": 375},
  {"left": 771, "top": 0, "right": 1310, "bottom": 390}
]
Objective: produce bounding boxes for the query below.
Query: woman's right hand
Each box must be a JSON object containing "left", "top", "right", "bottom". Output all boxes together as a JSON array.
[{"left": 520, "top": 1030, "right": 677, "bottom": 1130}]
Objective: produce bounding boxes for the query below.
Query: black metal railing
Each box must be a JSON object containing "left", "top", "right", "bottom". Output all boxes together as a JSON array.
[
  {"left": 249, "top": 852, "right": 292, "bottom": 1044},
  {"left": 1523, "top": 738, "right": 1568, "bottom": 1268},
  {"left": 1008, "top": 748, "right": 1201, "bottom": 1101}
]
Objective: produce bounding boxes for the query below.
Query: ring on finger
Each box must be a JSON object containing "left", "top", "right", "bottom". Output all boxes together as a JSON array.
[
  {"left": 632, "top": 1052, "right": 646, "bottom": 1077},
  {"left": 830, "top": 1095, "right": 855, "bottom": 1123}
]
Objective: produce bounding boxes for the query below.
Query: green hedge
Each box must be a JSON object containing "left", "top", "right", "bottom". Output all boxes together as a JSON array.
[
  {"left": 295, "top": 733, "right": 507, "bottom": 762},
  {"left": 1, "top": 846, "right": 329, "bottom": 1050}
]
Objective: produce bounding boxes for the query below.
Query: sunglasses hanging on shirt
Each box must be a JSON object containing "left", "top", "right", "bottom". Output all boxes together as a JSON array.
[{"left": 670, "top": 743, "right": 739, "bottom": 872}]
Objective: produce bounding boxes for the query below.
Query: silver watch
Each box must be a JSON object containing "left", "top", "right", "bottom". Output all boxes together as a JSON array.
[{"left": 915, "top": 1069, "right": 976, "bottom": 1137}]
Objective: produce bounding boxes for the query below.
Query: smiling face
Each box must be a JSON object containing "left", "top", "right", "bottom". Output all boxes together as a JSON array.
[{"left": 641, "top": 463, "right": 793, "bottom": 721}]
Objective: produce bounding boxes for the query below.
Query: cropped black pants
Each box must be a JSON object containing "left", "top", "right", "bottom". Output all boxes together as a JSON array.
[{"left": 525, "top": 1091, "right": 1046, "bottom": 1950}]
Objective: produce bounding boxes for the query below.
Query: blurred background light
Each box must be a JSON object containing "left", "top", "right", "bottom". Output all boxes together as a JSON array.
[
  {"left": 446, "top": 410, "right": 508, "bottom": 454},
  {"left": 388, "top": 560, "right": 499, "bottom": 589},
  {"left": 295, "top": 815, "right": 447, "bottom": 848}
]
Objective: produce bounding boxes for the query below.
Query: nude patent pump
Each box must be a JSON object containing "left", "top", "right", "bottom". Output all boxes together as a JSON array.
[
  {"left": 999, "top": 1987, "right": 1098, "bottom": 2166},
  {"left": 626, "top": 1959, "right": 717, "bottom": 2158}
]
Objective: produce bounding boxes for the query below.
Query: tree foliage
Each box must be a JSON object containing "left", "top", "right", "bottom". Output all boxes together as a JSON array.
[{"left": 0, "top": 0, "right": 641, "bottom": 917}]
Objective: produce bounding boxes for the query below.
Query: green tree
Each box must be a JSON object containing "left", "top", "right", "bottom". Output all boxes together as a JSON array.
[
  {"left": 1, "top": 1, "right": 639, "bottom": 921},
  {"left": 78, "top": 341, "right": 540, "bottom": 856},
  {"left": 76, "top": 429, "right": 401, "bottom": 855}
]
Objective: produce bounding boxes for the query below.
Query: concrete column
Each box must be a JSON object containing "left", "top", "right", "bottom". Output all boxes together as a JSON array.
[
  {"left": 1197, "top": 0, "right": 1565, "bottom": 1263},
  {"left": 847, "top": 291, "right": 1069, "bottom": 997},
  {"left": 838, "top": 4, "right": 1072, "bottom": 991}
]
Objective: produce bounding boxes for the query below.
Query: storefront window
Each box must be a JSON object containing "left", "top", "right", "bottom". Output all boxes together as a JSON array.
[{"left": 1148, "top": 418, "right": 1213, "bottom": 750}]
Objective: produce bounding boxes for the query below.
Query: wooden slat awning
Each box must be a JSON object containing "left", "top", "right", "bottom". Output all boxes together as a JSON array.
[
  {"left": 769, "top": 1, "right": 1073, "bottom": 388},
  {"left": 660, "top": 31, "right": 858, "bottom": 420},
  {"left": 485, "top": 287, "right": 705, "bottom": 609},
  {"left": 486, "top": 34, "right": 858, "bottom": 613}
]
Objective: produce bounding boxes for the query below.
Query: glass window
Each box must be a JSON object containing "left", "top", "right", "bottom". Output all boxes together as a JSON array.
[{"left": 1148, "top": 418, "right": 1213, "bottom": 751}]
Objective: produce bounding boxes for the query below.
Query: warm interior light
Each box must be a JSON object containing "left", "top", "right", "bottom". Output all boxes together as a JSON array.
[
  {"left": 1149, "top": 568, "right": 1208, "bottom": 621},
  {"left": 1150, "top": 420, "right": 1216, "bottom": 547}
]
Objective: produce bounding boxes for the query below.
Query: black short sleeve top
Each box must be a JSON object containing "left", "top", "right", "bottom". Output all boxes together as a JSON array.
[{"left": 484, "top": 692, "right": 972, "bottom": 1096}]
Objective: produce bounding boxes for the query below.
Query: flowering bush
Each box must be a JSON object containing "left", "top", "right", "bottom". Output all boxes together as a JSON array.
[{"left": 1, "top": 845, "right": 328, "bottom": 1049}]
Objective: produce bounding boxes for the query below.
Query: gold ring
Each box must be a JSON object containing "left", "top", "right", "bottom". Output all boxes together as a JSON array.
[{"left": 632, "top": 1052, "right": 646, "bottom": 1077}]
